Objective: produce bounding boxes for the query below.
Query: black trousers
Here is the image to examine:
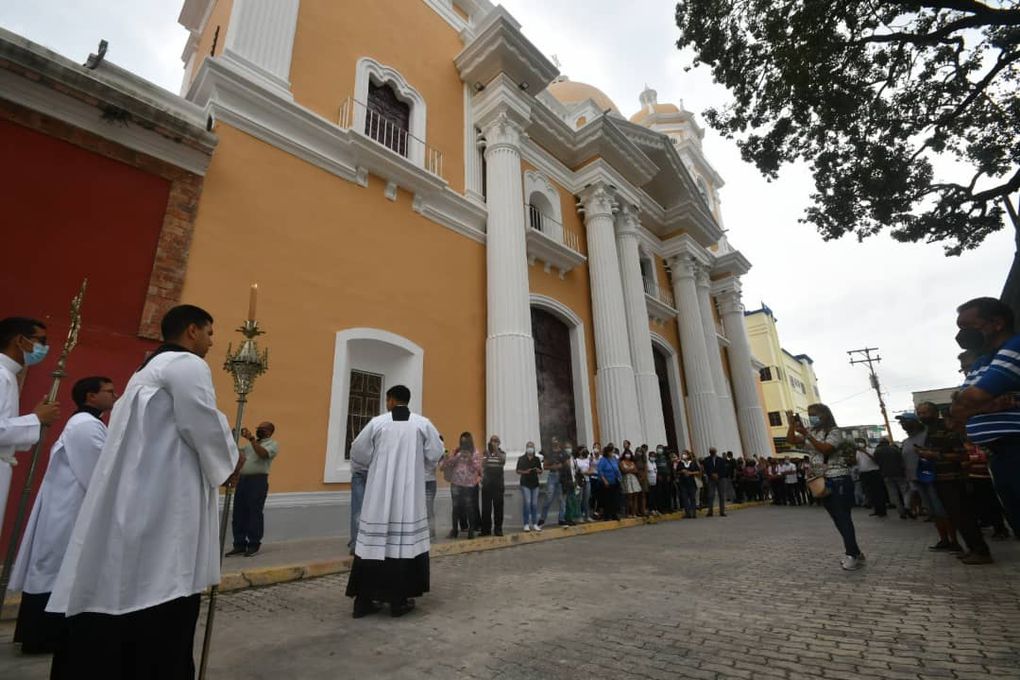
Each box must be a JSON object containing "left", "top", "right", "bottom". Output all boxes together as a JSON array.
[
  {"left": 233, "top": 473, "right": 269, "bottom": 549},
  {"left": 860, "top": 470, "right": 888, "bottom": 514},
  {"left": 935, "top": 479, "right": 991, "bottom": 556},
  {"left": 451, "top": 485, "right": 477, "bottom": 534},
  {"left": 481, "top": 478, "right": 504, "bottom": 533},
  {"left": 50, "top": 595, "right": 200, "bottom": 680},
  {"left": 14, "top": 591, "right": 63, "bottom": 654},
  {"left": 969, "top": 477, "right": 1008, "bottom": 534},
  {"left": 600, "top": 482, "right": 620, "bottom": 520}
]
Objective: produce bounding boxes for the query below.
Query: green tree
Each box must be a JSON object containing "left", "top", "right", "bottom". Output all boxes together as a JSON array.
[{"left": 674, "top": 1, "right": 1020, "bottom": 256}]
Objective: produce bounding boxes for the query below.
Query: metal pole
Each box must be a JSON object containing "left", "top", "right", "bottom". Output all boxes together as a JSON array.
[
  {"left": 198, "top": 394, "right": 246, "bottom": 680},
  {"left": 0, "top": 280, "right": 86, "bottom": 614}
]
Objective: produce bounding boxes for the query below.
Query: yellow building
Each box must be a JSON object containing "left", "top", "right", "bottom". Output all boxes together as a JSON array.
[
  {"left": 2, "top": 0, "right": 779, "bottom": 538},
  {"left": 744, "top": 304, "right": 822, "bottom": 449}
]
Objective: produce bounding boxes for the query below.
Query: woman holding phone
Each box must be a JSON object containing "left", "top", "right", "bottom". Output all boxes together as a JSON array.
[{"left": 788, "top": 404, "right": 865, "bottom": 571}]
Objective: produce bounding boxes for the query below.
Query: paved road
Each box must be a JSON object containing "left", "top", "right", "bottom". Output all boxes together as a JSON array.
[{"left": 4, "top": 505, "right": 1020, "bottom": 679}]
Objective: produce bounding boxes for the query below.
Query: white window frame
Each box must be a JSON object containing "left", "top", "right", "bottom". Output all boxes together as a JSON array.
[
  {"left": 523, "top": 170, "right": 564, "bottom": 241},
  {"left": 354, "top": 57, "right": 427, "bottom": 166},
  {"left": 324, "top": 328, "right": 425, "bottom": 482}
]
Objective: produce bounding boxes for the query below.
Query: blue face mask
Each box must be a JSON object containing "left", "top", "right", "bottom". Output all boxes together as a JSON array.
[
  {"left": 808, "top": 415, "right": 822, "bottom": 428},
  {"left": 23, "top": 341, "right": 49, "bottom": 366}
]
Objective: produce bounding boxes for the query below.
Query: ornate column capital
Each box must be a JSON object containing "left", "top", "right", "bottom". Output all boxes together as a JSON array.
[
  {"left": 715, "top": 279, "right": 744, "bottom": 316},
  {"left": 667, "top": 253, "right": 700, "bottom": 281},
  {"left": 614, "top": 204, "right": 642, "bottom": 239},
  {"left": 577, "top": 182, "right": 618, "bottom": 221},
  {"left": 694, "top": 262, "right": 711, "bottom": 289},
  {"left": 480, "top": 109, "right": 526, "bottom": 154}
]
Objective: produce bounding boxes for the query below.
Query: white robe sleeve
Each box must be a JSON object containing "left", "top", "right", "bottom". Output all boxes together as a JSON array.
[
  {"left": 0, "top": 414, "right": 41, "bottom": 451},
  {"left": 422, "top": 420, "right": 443, "bottom": 464},
  {"left": 63, "top": 418, "right": 106, "bottom": 490},
  {"left": 164, "top": 356, "right": 239, "bottom": 487},
  {"left": 349, "top": 418, "right": 376, "bottom": 469}
]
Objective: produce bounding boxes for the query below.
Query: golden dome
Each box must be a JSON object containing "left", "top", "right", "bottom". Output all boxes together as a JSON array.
[
  {"left": 546, "top": 79, "right": 620, "bottom": 115},
  {"left": 629, "top": 103, "right": 680, "bottom": 124}
]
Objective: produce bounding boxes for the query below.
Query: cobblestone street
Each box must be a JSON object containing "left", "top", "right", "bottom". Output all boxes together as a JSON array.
[{"left": 5, "top": 504, "right": 1020, "bottom": 679}]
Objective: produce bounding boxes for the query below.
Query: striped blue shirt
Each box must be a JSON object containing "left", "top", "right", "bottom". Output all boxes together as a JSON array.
[{"left": 963, "top": 334, "right": 1020, "bottom": 443}]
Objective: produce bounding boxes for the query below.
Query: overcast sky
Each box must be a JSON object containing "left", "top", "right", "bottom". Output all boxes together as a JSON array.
[{"left": 2, "top": 0, "right": 1013, "bottom": 433}]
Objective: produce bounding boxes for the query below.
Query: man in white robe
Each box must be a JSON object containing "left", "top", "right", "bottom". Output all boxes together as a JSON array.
[
  {"left": 346, "top": 384, "right": 443, "bottom": 618},
  {"left": 47, "top": 304, "right": 238, "bottom": 680},
  {"left": 10, "top": 375, "right": 115, "bottom": 653},
  {"left": 0, "top": 317, "right": 61, "bottom": 531}
]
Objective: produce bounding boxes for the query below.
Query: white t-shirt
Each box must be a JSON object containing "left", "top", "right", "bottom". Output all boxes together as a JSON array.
[
  {"left": 781, "top": 462, "right": 798, "bottom": 484},
  {"left": 856, "top": 448, "right": 880, "bottom": 473}
]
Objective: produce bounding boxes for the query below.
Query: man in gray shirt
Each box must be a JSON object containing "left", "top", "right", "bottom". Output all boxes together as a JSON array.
[{"left": 228, "top": 422, "right": 280, "bottom": 557}]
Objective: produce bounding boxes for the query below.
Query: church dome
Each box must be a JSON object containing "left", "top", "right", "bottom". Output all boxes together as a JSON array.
[
  {"left": 629, "top": 86, "right": 683, "bottom": 124},
  {"left": 546, "top": 78, "right": 620, "bottom": 115}
]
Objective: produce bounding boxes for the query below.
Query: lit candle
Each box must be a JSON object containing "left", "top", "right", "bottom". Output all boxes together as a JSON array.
[{"left": 247, "top": 283, "right": 258, "bottom": 321}]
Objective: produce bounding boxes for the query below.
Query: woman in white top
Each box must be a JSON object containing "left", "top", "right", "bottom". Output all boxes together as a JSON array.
[
  {"left": 787, "top": 403, "right": 865, "bottom": 571},
  {"left": 574, "top": 447, "right": 594, "bottom": 522}
]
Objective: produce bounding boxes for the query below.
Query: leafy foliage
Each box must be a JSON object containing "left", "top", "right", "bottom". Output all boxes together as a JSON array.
[{"left": 675, "top": 0, "right": 1020, "bottom": 254}]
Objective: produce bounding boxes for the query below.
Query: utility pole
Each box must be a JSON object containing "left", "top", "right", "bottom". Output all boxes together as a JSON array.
[{"left": 848, "top": 347, "right": 894, "bottom": 442}]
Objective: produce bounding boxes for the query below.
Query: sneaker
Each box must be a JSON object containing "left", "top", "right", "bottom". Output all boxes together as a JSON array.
[
  {"left": 947, "top": 543, "right": 965, "bottom": 553},
  {"left": 533, "top": 523, "right": 542, "bottom": 532},
  {"left": 523, "top": 524, "right": 531, "bottom": 532},
  {"left": 928, "top": 540, "right": 952, "bottom": 551},
  {"left": 537, "top": 519, "right": 545, "bottom": 527},
  {"left": 961, "top": 553, "right": 994, "bottom": 565},
  {"left": 840, "top": 555, "right": 863, "bottom": 571},
  {"left": 225, "top": 547, "right": 246, "bottom": 557}
]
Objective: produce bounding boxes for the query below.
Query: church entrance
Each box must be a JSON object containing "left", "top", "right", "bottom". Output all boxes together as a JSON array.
[
  {"left": 653, "top": 346, "right": 679, "bottom": 453},
  {"left": 531, "top": 307, "right": 577, "bottom": 453}
]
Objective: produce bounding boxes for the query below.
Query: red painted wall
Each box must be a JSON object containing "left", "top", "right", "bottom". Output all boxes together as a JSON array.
[{"left": 0, "top": 118, "right": 172, "bottom": 554}]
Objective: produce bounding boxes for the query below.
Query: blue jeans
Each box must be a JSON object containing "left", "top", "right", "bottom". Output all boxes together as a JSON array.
[
  {"left": 578, "top": 478, "right": 591, "bottom": 518},
  {"left": 823, "top": 476, "right": 862, "bottom": 557},
  {"left": 348, "top": 469, "right": 367, "bottom": 550},
  {"left": 521, "top": 486, "right": 539, "bottom": 526},
  {"left": 680, "top": 480, "right": 698, "bottom": 516},
  {"left": 987, "top": 439, "right": 1020, "bottom": 536},
  {"left": 425, "top": 480, "right": 437, "bottom": 538},
  {"left": 540, "top": 470, "right": 564, "bottom": 523}
]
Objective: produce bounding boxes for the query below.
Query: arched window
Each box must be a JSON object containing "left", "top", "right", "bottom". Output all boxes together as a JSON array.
[
  {"left": 528, "top": 201, "right": 543, "bottom": 230},
  {"left": 366, "top": 80, "right": 410, "bottom": 157},
  {"left": 639, "top": 254, "right": 657, "bottom": 296},
  {"left": 527, "top": 192, "right": 555, "bottom": 234}
]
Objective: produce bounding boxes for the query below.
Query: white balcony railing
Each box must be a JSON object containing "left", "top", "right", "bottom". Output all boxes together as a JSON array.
[
  {"left": 338, "top": 96, "right": 444, "bottom": 179},
  {"left": 526, "top": 205, "right": 585, "bottom": 254}
]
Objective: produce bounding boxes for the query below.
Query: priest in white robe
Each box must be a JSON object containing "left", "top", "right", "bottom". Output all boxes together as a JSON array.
[
  {"left": 346, "top": 384, "right": 443, "bottom": 618},
  {"left": 10, "top": 375, "right": 115, "bottom": 653},
  {"left": 47, "top": 305, "right": 239, "bottom": 680},
  {"left": 0, "top": 317, "right": 61, "bottom": 531}
]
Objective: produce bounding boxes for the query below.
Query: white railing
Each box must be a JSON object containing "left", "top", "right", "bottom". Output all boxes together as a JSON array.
[
  {"left": 525, "top": 204, "right": 585, "bottom": 254},
  {"left": 650, "top": 285, "right": 676, "bottom": 309},
  {"left": 338, "top": 96, "right": 444, "bottom": 179}
]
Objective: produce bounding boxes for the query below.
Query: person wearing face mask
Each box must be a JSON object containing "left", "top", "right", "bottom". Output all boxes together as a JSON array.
[
  {"left": 538, "top": 437, "right": 568, "bottom": 527},
  {"left": 440, "top": 432, "right": 482, "bottom": 539},
  {"left": 480, "top": 435, "right": 506, "bottom": 536},
  {"left": 574, "top": 446, "right": 594, "bottom": 522},
  {"left": 596, "top": 444, "right": 621, "bottom": 520},
  {"left": 653, "top": 446, "right": 670, "bottom": 514},
  {"left": 227, "top": 421, "right": 280, "bottom": 557},
  {"left": 677, "top": 450, "right": 701, "bottom": 518},
  {"left": 619, "top": 446, "right": 641, "bottom": 517},
  {"left": 560, "top": 442, "right": 579, "bottom": 525},
  {"left": 515, "top": 442, "right": 543, "bottom": 532},
  {"left": 0, "top": 317, "right": 61, "bottom": 535},
  {"left": 789, "top": 403, "right": 865, "bottom": 571},
  {"left": 854, "top": 437, "right": 888, "bottom": 517},
  {"left": 951, "top": 296, "right": 1020, "bottom": 541},
  {"left": 701, "top": 448, "right": 728, "bottom": 517}
]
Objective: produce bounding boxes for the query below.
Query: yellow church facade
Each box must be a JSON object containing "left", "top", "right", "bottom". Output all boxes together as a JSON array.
[{"left": 170, "top": 0, "right": 774, "bottom": 521}]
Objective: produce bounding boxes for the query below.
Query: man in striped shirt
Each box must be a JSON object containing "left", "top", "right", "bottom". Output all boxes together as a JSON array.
[{"left": 951, "top": 297, "right": 1020, "bottom": 539}]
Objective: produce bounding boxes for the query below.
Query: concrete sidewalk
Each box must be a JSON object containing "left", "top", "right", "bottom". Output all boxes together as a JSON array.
[{"left": 0, "top": 501, "right": 762, "bottom": 619}]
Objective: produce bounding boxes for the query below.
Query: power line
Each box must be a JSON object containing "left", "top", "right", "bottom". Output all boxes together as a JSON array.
[{"left": 847, "top": 347, "right": 894, "bottom": 441}]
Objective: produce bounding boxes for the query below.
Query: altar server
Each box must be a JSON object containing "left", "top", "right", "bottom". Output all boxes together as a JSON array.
[
  {"left": 48, "top": 305, "right": 238, "bottom": 680},
  {"left": 0, "top": 317, "right": 61, "bottom": 531},
  {"left": 346, "top": 384, "right": 443, "bottom": 618},
  {"left": 10, "top": 376, "right": 115, "bottom": 653}
]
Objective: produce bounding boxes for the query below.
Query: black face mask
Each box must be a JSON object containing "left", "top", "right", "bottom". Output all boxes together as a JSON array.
[{"left": 955, "top": 328, "right": 986, "bottom": 352}]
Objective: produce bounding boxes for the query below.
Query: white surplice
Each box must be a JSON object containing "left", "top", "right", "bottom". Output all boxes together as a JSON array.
[
  {"left": 10, "top": 411, "right": 106, "bottom": 595},
  {"left": 351, "top": 409, "right": 443, "bottom": 561},
  {"left": 0, "top": 354, "right": 41, "bottom": 533},
  {"left": 47, "top": 351, "right": 238, "bottom": 616}
]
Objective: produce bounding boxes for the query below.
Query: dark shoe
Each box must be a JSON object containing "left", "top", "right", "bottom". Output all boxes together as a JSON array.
[
  {"left": 706, "top": 511, "right": 714, "bottom": 517},
  {"left": 353, "top": 597, "right": 381, "bottom": 619},
  {"left": 494, "top": 529, "right": 503, "bottom": 537},
  {"left": 447, "top": 530, "right": 458, "bottom": 539},
  {"left": 928, "top": 540, "right": 952, "bottom": 551},
  {"left": 719, "top": 513, "right": 727, "bottom": 517},
  {"left": 961, "top": 553, "right": 994, "bottom": 565},
  {"left": 225, "top": 547, "right": 246, "bottom": 557},
  {"left": 467, "top": 530, "right": 476, "bottom": 539},
  {"left": 244, "top": 545, "right": 261, "bottom": 557},
  {"left": 565, "top": 520, "right": 577, "bottom": 526},
  {"left": 390, "top": 599, "right": 416, "bottom": 617},
  {"left": 869, "top": 512, "right": 880, "bottom": 516},
  {"left": 947, "top": 543, "right": 965, "bottom": 553},
  {"left": 991, "top": 531, "right": 1011, "bottom": 541},
  {"left": 537, "top": 520, "right": 545, "bottom": 527},
  {"left": 479, "top": 530, "right": 491, "bottom": 536},
  {"left": 558, "top": 520, "right": 568, "bottom": 526}
]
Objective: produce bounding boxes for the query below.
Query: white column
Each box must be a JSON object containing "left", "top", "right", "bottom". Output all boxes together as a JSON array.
[
  {"left": 616, "top": 206, "right": 668, "bottom": 447},
  {"left": 695, "top": 267, "right": 742, "bottom": 455},
  {"left": 718, "top": 280, "right": 774, "bottom": 457},
  {"left": 480, "top": 110, "right": 540, "bottom": 452},
  {"left": 580, "top": 184, "right": 642, "bottom": 447},
  {"left": 463, "top": 84, "right": 484, "bottom": 204},
  {"left": 669, "top": 254, "right": 718, "bottom": 456},
  {"left": 222, "top": 0, "right": 300, "bottom": 98}
]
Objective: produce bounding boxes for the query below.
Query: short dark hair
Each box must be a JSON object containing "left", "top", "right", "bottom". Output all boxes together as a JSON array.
[
  {"left": 0, "top": 317, "right": 46, "bottom": 348},
  {"left": 160, "top": 305, "right": 213, "bottom": 341},
  {"left": 386, "top": 384, "right": 411, "bottom": 404},
  {"left": 71, "top": 376, "right": 112, "bottom": 408},
  {"left": 957, "top": 297, "right": 1015, "bottom": 332}
]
